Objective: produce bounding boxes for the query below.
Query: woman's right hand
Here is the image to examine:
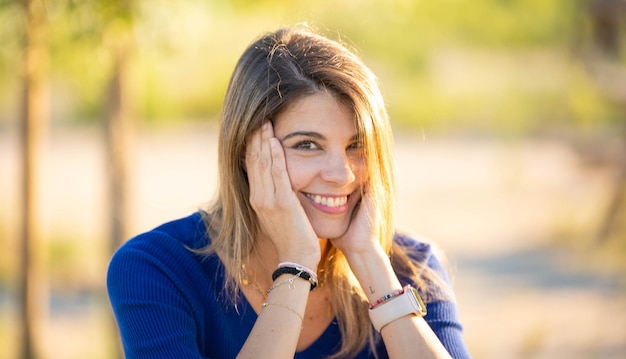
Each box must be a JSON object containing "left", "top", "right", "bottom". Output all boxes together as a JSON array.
[{"left": 245, "top": 121, "right": 321, "bottom": 268}]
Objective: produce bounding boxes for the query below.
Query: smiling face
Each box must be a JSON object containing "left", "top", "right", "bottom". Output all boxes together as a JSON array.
[{"left": 273, "top": 91, "right": 366, "bottom": 240}]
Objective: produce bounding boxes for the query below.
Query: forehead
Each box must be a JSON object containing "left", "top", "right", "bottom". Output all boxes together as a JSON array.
[{"left": 273, "top": 92, "right": 356, "bottom": 136}]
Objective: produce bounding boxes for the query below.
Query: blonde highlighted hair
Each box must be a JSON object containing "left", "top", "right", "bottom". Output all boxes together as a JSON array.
[{"left": 200, "top": 25, "right": 451, "bottom": 358}]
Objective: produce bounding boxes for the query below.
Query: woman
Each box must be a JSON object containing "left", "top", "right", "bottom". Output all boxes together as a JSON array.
[{"left": 107, "top": 26, "right": 470, "bottom": 359}]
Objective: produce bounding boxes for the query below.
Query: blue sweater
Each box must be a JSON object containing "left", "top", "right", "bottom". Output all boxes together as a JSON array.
[{"left": 107, "top": 212, "right": 471, "bottom": 358}]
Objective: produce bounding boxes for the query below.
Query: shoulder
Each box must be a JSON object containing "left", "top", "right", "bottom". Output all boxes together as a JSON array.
[
  {"left": 393, "top": 232, "right": 433, "bottom": 257},
  {"left": 106, "top": 213, "right": 229, "bottom": 357},
  {"left": 391, "top": 231, "right": 454, "bottom": 300},
  {"left": 107, "top": 212, "right": 214, "bottom": 289},
  {"left": 154, "top": 211, "right": 210, "bottom": 247},
  {"left": 111, "top": 212, "right": 209, "bottom": 260},
  {"left": 392, "top": 232, "right": 447, "bottom": 276}
]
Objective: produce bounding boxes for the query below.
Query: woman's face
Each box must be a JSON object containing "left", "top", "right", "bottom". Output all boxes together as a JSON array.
[{"left": 273, "top": 91, "right": 366, "bottom": 240}]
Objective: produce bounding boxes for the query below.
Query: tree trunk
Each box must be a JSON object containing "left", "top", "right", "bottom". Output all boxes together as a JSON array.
[
  {"left": 19, "top": 0, "right": 48, "bottom": 358},
  {"left": 586, "top": 0, "right": 626, "bottom": 243},
  {"left": 105, "top": 37, "right": 134, "bottom": 359}
]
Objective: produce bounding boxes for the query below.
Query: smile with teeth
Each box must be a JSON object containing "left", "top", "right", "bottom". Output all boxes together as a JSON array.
[{"left": 304, "top": 193, "right": 348, "bottom": 208}]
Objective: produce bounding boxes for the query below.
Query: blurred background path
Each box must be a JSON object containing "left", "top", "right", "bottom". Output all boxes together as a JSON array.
[
  {"left": 395, "top": 132, "right": 626, "bottom": 358},
  {"left": 1, "top": 124, "right": 624, "bottom": 358}
]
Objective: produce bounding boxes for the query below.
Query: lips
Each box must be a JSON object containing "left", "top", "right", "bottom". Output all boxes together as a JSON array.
[{"left": 304, "top": 193, "right": 348, "bottom": 208}]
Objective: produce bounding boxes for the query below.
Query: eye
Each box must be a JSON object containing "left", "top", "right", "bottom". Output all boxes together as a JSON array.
[
  {"left": 293, "top": 140, "right": 320, "bottom": 151},
  {"left": 347, "top": 140, "right": 364, "bottom": 151}
]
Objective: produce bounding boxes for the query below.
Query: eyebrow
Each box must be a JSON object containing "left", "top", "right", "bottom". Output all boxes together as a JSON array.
[
  {"left": 280, "top": 131, "right": 359, "bottom": 142},
  {"left": 280, "top": 131, "right": 325, "bottom": 141}
]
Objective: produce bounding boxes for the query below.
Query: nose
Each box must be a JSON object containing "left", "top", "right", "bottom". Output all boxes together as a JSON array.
[{"left": 321, "top": 151, "right": 356, "bottom": 186}]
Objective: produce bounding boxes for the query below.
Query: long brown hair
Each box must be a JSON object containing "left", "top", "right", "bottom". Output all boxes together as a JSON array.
[{"left": 201, "top": 25, "right": 451, "bottom": 358}]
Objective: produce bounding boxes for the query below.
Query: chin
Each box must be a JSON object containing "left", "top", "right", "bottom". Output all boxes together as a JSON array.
[
  {"left": 305, "top": 200, "right": 359, "bottom": 240},
  {"left": 310, "top": 220, "right": 350, "bottom": 240}
]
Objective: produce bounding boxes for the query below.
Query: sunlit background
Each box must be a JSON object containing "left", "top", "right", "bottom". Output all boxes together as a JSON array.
[{"left": 1, "top": 0, "right": 625, "bottom": 358}]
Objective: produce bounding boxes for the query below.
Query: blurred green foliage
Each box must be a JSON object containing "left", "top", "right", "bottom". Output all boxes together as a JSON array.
[{"left": 0, "top": 0, "right": 622, "bottom": 134}]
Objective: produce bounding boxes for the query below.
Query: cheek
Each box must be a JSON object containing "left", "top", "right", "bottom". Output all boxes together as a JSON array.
[
  {"left": 283, "top": 155, "right": 310, "bottom": 191},
  {"left": 352, "top": 160, "right": 368, "bottom": 184}
]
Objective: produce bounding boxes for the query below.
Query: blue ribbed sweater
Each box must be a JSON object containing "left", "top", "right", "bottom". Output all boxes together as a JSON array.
[{"left": 107, "top": 212, "right": 471, "bottom": 358}]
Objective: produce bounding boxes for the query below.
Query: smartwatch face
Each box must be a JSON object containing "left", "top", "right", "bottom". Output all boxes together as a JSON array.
[{"left": 407, "top": 286, "right": 427, "bottom": 316}]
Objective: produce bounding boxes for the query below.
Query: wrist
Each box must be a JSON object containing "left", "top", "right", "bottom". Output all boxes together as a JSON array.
[
  {"left": 272, "top": 263, "right": 319, "bottom": 291},
  {"left": 368, "top": 285, "right": 427, "bottom": 332},
  {"left": 276, "top": 242, "right": 321, "bottom": 270},
  {"left": 343, "top": 245, "right": 402, "bottom": 302},
  {"left": 342, "top": 241, "right": 386, "bottom": 263},
  {"left": 276, "top": 254, "right": 319, "bottom": 272}
]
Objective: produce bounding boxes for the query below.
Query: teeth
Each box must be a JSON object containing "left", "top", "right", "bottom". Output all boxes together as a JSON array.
[{"left": 307, "top": 194, "right": 347, "bottom": 208}]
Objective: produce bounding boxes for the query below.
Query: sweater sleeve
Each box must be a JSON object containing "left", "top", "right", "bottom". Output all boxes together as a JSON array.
[
  {"left": 107, "top": 232, "right": 208, "bottom": 359},
  {"left": 423, "top": 250, "right": 472, "bottom": 359},
  {"left": 426, "top": 301, "right": 472, "bottom": 359}
]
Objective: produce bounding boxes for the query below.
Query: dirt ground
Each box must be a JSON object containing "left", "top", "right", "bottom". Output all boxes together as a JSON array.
[{"left": 1, "top": 123, "right": 624, "bottom": 358}]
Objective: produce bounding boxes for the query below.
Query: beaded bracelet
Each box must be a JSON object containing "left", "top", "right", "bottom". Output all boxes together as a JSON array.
[
  {"left": 272, "top": 265, "right": 318, "bottom": 291},
  {"left": 369, "top": 287, "right": 405, "bottom": 309}
]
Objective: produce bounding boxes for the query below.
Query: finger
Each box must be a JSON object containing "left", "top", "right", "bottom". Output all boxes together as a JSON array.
[
  {"left": 245, "top": 123, "right": 263, "bottom": 166},
  {"left": 245, "top": 127, "right": 264, "bottom": 207},
  {"left": 354, "top": 191, "right": 376, "bottom": 234},
  {"left": 269, "top": 137, "right": 291, "bottom": 201},
  {"left": 259, "top": 122, "right": 275, "bottom": 201}
]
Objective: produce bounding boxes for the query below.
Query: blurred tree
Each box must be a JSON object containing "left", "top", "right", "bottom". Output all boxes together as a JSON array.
[
  {"left": 584, "top": 0, "right": 626, "bottom": 242},
  {"left": 101, "top": 0, "right": 135, "bottom": 271},
  {"left": 18, "top": 0, "right": 48, "bottom": 358},
  {"left": 101, "top": 2, "right": 137, "bottom": 358},
  {"left": 588, "top": 0, "right": 625, "bottom": 57},
  {"left": 48, "top": 0, "right": 138, "bottom": 357}
]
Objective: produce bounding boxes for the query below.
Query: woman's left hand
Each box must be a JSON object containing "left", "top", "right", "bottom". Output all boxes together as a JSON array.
[
  {"left": 331, "top": 189, "right": 398, "bottom": 305},
  {"left": 329, "top": 191, "right": 382, "bottom": 256}
]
